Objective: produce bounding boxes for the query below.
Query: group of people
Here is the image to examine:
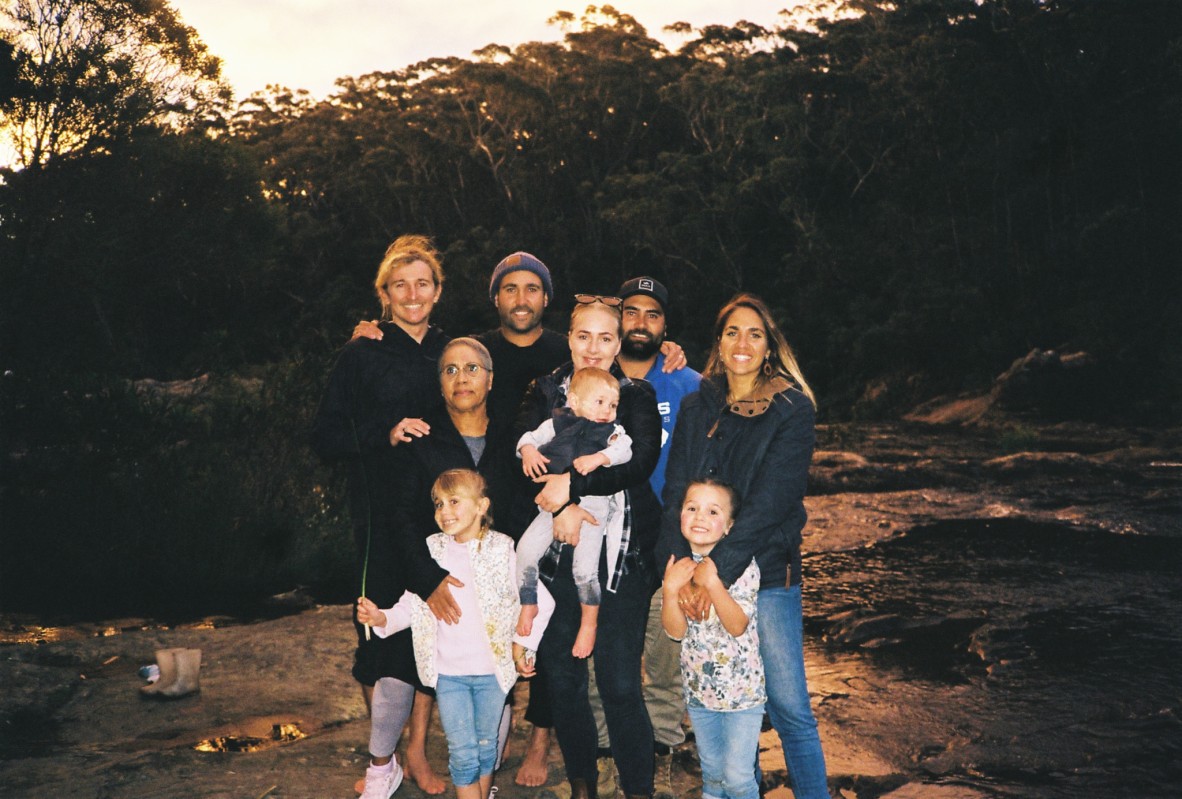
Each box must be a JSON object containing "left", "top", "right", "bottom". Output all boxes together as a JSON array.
[{"left": 311, "top": 236, "right": 830, "bottom": 799}]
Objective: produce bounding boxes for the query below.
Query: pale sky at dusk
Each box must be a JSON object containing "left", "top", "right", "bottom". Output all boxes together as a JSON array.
[{"left": 168, "top": 1, "right": 811, "bottom": 100}]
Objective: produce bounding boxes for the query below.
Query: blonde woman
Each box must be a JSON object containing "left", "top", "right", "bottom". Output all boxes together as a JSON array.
[
  {"left": 515, "top": 296, "right": 663, "bottom": 799},
  {"left": 311, "top": 234, "right": 450, "bottom": 798}
]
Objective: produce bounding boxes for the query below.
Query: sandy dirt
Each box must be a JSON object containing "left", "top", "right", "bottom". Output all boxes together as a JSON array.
[
  {"left": 0, "top": 602, "right": 898, "bottom": 799},
  {"left": 4, "top": 420, "right": 1176, "bottom": 798}
]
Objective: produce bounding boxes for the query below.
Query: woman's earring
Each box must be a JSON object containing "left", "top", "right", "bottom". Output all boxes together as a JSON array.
[{"left": 763, "top": 358, "right": 773, "bottom": 377}]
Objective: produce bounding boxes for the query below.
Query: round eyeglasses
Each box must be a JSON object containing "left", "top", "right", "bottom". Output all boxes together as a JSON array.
[{"left": 440, "top": 363, "right": 488, "bottom": 378}]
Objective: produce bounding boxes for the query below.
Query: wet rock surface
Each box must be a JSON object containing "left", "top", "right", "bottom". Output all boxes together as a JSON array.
[{"left": 2, "top": 421, "right": 1179, "bottom": 798}]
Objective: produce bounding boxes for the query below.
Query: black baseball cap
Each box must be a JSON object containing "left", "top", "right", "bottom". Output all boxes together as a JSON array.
[{"left": 617, "top": 276, "right": 669, "bottom": 314}]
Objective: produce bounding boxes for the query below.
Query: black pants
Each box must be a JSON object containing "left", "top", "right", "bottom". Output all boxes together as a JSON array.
[{"left": 538, "top": 546, "right": 654, "bottom": 795}]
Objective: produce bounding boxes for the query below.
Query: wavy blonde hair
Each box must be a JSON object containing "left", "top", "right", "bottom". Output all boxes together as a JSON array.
[
  {"left": 703, "top": 293, "right": 816, "bottom": 407},
  {"left": 373, "top": 234, "right": 444, "bottom": 320}
]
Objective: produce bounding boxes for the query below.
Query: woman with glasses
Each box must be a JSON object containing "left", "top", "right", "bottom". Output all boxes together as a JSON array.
[
  {"left": 392, "top": 337, "right": 527, "bottom": 608},
  {"left": 515, "top": 294, "right": 663, "bottom": 799},
  {"left": 388, "top": 336, "right": 559, "bottom": 779}
]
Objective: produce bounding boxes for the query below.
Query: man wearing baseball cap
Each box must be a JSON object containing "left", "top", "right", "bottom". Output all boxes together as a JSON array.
[{"left": 616, "top": 276, "right": 700, "bottom": 499}]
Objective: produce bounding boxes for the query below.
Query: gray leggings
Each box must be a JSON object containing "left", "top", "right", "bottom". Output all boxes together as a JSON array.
[{"left": 370, "top": 677, "right": 416, "bottom": 758}]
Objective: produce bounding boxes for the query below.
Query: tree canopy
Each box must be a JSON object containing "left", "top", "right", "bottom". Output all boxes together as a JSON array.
[
  {"left": 3, "top": 0, "right": 1179, "bottom": 617},
  {"left": 1, "top": 0, "right": 227, "bottom": 168},
  {"left": 2, "top": 0, "right": 1178, "bottom": 413}
]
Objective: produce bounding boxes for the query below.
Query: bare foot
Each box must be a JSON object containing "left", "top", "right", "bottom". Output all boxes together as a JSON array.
[
  {"left": 406, "top": 750, "right": 447, "bottom": 794},
  {"left": 514, "top": 725, "right": 553, "bottom": 786},
  {"left": 517, "top": 604, "right": 539, "bottom": 637},
  {"left": 572, "top": 622, "right": 596, "bottom": 658}
]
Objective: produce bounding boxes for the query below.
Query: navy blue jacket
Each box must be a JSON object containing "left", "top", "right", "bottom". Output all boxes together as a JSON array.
[{"left": 658, "top": 375, "right": 816, "bottom": 589}]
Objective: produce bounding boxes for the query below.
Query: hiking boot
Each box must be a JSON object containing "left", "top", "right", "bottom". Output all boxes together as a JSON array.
[
  {"left": 653, "top": 750, "right": 676, "bottom": 799},
  {"left": 596, "top": 755, "right": 619, "bottom": 799}
]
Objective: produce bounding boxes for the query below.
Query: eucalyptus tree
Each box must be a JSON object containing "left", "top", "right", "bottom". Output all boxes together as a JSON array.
[
  {"left": 0, "top": 0, "right": 284, "bottom": 377},
  {"left": 0, "top": 0, "right": 227, "bottom": 169}
]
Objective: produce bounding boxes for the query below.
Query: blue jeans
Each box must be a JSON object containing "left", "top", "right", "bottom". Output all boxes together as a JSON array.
[
  {"left": 687, "top": 706, "right": 764, "bottom": 799},
  {"left": 434, "top": 674, "right": 507, "bottom": 786},
  {"left": 758, "top": 585, "right": 829, "bottom": 799},
  {"left": 539, "top": 545, "right": 654, "bottom": 795}
]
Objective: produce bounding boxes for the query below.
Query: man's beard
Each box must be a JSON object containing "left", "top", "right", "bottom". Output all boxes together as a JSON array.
[
  {"left": 622, "top": 330, "right": 662, "bottom": 360},
  {"left": 501, "top": 305, "right": 542, "bottom": 333}
]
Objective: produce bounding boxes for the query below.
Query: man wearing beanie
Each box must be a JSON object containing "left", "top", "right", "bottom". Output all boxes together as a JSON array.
[{"left": 477, "top": 252, "right": 569, "bottom": 431}]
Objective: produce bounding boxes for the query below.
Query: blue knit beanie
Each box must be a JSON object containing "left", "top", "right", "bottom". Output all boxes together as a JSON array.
[{"left": 489, "top": 252, "right": 553, "bottom": 301}]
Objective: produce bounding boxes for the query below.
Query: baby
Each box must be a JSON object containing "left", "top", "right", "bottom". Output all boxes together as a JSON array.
[{"left": 516, "top": 366, "right": 632, "bottom": 657}]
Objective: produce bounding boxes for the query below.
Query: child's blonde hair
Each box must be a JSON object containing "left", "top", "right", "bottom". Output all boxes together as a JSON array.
[
  {"left": 432, "top": 468, "right": 493, "bottom": 543},
  {"left": 568, "top": 366, "right": 619, "bottom": 402}
]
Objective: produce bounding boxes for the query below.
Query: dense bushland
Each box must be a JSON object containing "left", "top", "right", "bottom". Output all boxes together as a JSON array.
[{"left": 2, "top": 0, "right": 1178, "bottom": 617}]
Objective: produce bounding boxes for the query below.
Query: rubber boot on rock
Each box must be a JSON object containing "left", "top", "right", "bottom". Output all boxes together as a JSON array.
[
  {"left": 159, "top": 648, "right": 201, "bottom": 698},
  {"left": 140, "top": 648, "right": 180, "bottom": 697}
]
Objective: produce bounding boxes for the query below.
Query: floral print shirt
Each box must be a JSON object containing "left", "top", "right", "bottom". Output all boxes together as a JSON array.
[{"left": 677, "top": 557, "right": 764, "bottom": 711}]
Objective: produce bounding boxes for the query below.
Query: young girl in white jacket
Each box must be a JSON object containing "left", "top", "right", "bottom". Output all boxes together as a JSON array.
[{"left": 358, "top": 469, "right": 552, "bottom": 799}]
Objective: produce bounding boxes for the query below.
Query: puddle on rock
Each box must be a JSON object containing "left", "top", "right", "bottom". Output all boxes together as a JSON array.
[{"left": 193, "top": 718, "right": 309, "bottom": 753}]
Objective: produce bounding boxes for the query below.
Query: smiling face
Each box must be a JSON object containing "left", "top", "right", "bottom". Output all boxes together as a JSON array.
[
  {"left": 568, "top": 304, "right": 622, "bottom": 371},
  {"left": 494, "top": 269, "right": 548, "bottom": 334},
  {"left": 620, "top": 294, "right": 666, "bottom": 361},
  {"left": 439, "top": 342, "right": 493, "bottom": 415},
  {"left": 433, "top": 488, "right": 489, "bottom": 543},
  {"left": 718, "top": 305, "right": 769, "bottom": 383},
  {"left": 680, "top": 483, "right": 735, "bottom": 556},
  {"left": 380, "top": 259, "right": 441, "bottom": 334}
]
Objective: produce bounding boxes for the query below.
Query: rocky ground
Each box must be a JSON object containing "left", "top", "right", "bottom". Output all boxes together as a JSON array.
[{"left": 2, "top": 417, "right": 1178, "bottom": 799}]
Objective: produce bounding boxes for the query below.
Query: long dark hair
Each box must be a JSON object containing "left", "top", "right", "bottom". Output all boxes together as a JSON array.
[{"left": 703, "top": 293, "right": 816, "bottom": 406}]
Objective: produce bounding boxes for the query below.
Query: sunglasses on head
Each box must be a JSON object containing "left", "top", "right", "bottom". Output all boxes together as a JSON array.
[{"left": 574, "top": 294, "right": 622, "bottom": 307}]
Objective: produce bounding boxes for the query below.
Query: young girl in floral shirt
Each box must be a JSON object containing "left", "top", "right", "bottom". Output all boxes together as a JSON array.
[
  {"left": 358, "top": 469, "right": 552, "bottom": 799},
  {"left": 662, "top": 478, "right": 763, "bottom": 799}
]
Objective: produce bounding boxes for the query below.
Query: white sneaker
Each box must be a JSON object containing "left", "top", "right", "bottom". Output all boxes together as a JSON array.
[{"left": 359, "top": 759, "right": 404, "bottom": 799}]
